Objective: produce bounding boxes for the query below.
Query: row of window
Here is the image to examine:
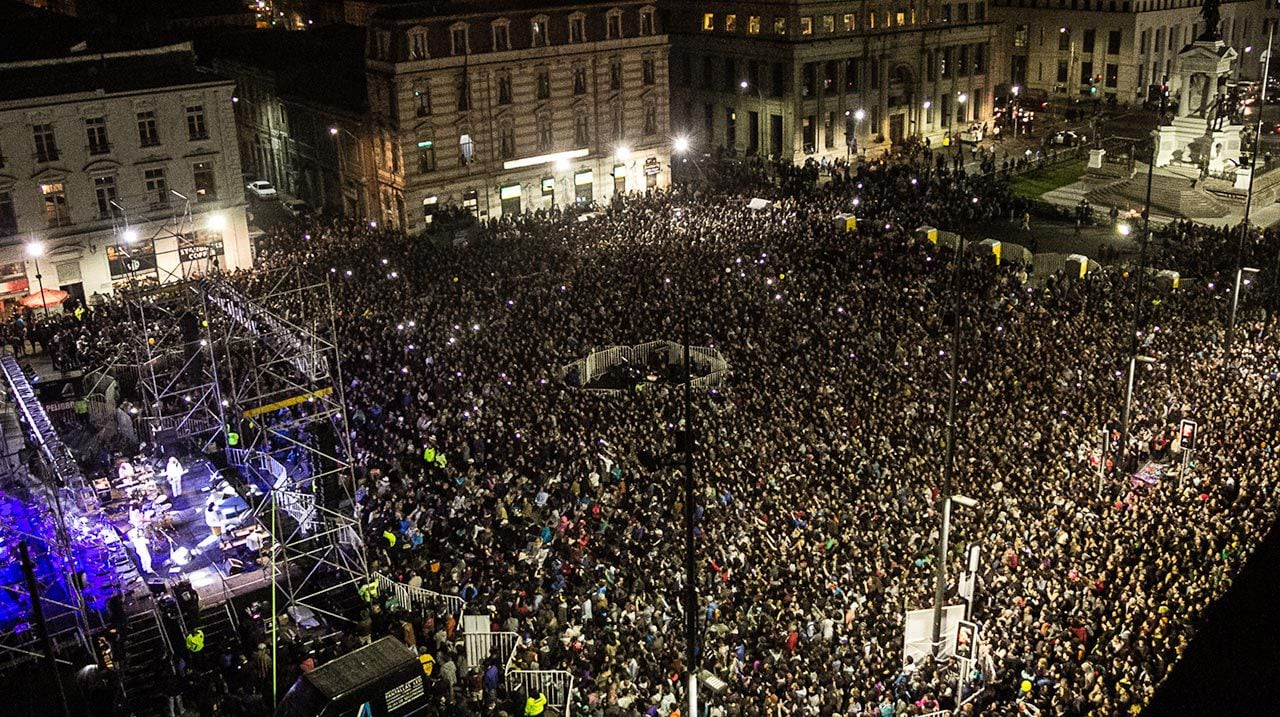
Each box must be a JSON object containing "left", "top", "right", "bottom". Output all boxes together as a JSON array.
[
  {"left": 674, "top": 46, "right": 988, "bottom": 101},
  {"left": 385, "top": 6, "right": 657, "bottom": 61},
  {"left": 414, "top": 106, "right": 660, "bottom": 173},
  {"left": 0, "top": 162, "right": 216, "bottom": 236},
  {"left": 700, "top": 3, "right": 986, "bottom": 36},
  {"left": 411, "top": 59, "right": 658, "bottom": 118},
  {"left": 1002, "top": 0, "right": 1131, "bottom": 10},
  {"left": 1052, "top": 28, "right": 1124, "bottom": 54},
  {"left": 1051, "top": 60, "right": 1121, "bottom": 88},
  {"left": 6, "top": 107, "right": 210, "bottom": 167}
]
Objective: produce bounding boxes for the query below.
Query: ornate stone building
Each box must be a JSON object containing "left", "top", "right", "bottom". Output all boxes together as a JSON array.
[
  {"left": 665, "top": 1, "right": 1000, "bottom": 162},
  {"left": 363, "top": 0, "right": 671, "bottom": 231}
]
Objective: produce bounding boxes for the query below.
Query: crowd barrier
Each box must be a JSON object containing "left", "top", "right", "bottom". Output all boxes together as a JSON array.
[
  {"left": 558, "top": 341, "right": 731, "bottom": 394},
  {"left": 371, "top": 572, "right": 575, "bottom": 714},
  {"left": 372, "top": 571, "right": 465, "bottom": 617}
]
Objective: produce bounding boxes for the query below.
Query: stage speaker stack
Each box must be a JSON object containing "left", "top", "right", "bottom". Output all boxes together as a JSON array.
[{"left": 315, "top": 420, "right": 343, "bottom": 511}]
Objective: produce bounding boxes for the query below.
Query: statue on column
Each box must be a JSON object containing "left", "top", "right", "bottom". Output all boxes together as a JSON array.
[{"left": 1199, "top": 0, "right": 1221, "bottom": 41}]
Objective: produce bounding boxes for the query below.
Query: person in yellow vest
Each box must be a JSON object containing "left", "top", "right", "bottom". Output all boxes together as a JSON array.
[
  {"left": 418, "top": 648, "right": 434, "bottom": 677},
  {"left": 225, "top": 423, "right": 240, "bottom": 448},
  {"left": 524, "top": 691, "right": 547, "bottom": 716},
  {"left": 185, "top": 628, "right": 204, "bottom": 654},
  {"left": 73, "top": 396, "right": 89, "bottom": 426},
  {"left": 73, "top": 305, "right": 86, "bottom": 321}
]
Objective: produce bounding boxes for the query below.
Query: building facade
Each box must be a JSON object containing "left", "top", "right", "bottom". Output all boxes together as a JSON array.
[
  {"left": 991, "top": 0, "right": 1272, "bottom": 106},
  {"left": 665, "top": 1, "right": 1000, "bottom": 163},
  {"left": 364, "top": 0, "right": 671, "bottom": 231},
  {"left": 0, "top": 43, "right": 251, "bottom": 307}
]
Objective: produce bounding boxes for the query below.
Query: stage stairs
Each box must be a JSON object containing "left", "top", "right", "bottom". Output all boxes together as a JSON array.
[{"left": 119, "top": 605, "right": 172, "bottom": 717}]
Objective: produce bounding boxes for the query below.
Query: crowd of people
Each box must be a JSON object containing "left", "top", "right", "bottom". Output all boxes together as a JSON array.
[{"left": 32, "top": 149, "right": 1280, "bottom": 716}]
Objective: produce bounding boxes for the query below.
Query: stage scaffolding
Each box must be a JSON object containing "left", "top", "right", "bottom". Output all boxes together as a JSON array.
[
  {"left": 119, "top": 267, "right": 365, "bottom": 621},
  {"left": 0, "top": 357, "right": 103, "bottom": 666},
  {"left": 125, "top": 280, "right": 225, "bottom": 450}
]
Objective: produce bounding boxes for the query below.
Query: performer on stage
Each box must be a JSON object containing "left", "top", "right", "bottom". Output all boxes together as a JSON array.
[
  {"left": 166, "top": 456, "right": 184, "bottom": 497},
  {"left": 117, "top": 459, "right": 136, "bottom": 482},
  {"left": 128, "top": 527, "right": 153, "bottom": 574}
]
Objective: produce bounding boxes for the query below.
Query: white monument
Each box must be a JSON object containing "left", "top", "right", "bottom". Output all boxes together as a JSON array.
[{"left": 1155, "top": 14, "right": 1242, "bottom": 173}]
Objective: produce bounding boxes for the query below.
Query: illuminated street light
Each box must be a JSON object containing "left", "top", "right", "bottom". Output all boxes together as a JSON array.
[
  {"left": 673, "top": 136, "right": 691, "bottom": 154},
  {"left": 121, "top": 228, "right": 139, "bottom": 244},
  {"left": 207, "top": 213, "right": 227, "bottom": 232},
  {"left": 854, "top": 108, "right": 866, "bottom": 121},
  {"left": 615, "top": 144, "right": 631, "bottom": 161}
]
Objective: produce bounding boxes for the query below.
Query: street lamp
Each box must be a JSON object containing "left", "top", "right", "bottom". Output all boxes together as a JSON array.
[
  {"left": 673, "top": 135, "right": 690, "bottom": 155},
  {"left": 931, "top": 494, "right": 980, "bottom": 657},
  {"left": 615, "top": 144, "right": 631, "bottom": 161},
  {"left": 1227, "top": 266, "right": 1261, "bottom": 350},
  {"left": 1117, "top": 354, "right": 1157, "bottom": 471},
  {"left": 739, "top": 80, "right": 766, "bottom": 154},
  {"left": 25, "top": 240, "right": 48, "bottom": 320},
  {"left": 207, "top": 212, "right": 227, "bottom": 232},
  {"left": 1011, "top": 86, "right": 1021, "bottom": 137},
  {"left": 852, "top": 108, "right": 866, "bottom": 157}
]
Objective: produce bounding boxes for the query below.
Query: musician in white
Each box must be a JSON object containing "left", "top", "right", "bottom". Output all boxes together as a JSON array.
[
  {"left": 129, "top": 527, "right": 153, "bottom": 574},
  {"left": 166, "top": 457, "right": 184, "bottom": 497}
]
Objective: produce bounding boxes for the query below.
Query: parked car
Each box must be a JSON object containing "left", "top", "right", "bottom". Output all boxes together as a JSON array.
[
  {"left": 282, "top": 198, "right": 313, "bottom": 218},
  {"left": 245, "top": 180, "right": 277, "bottom": 200}
]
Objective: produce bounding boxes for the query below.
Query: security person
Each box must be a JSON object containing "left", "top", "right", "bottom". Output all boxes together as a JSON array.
[
  {"left": 185, "top": 627, "right": 204, "bottom": 654},
  {"left": 225, "top": 423, "right": 240, "bottom": 448},
  {"left": 524, "top": 691, "right": 547, "bottom": 716},
  {"left": 73, "top": 396, "right": 89, "bottom": 425},
  {"left": 357, "top": 579, "right": 378, "bottom": 603}
]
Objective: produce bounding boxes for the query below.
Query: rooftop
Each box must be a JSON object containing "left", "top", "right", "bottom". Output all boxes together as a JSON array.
[
  {"left": 0, "top": 44, "right": 229, "bottom": 104},
  {"left": 370, "top": 0, "right": 639, "bottom": 22}
]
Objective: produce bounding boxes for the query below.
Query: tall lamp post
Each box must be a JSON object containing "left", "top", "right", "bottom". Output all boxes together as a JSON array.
[
  {"left": 740, "top": 80, "right": 766, "bottom": 156},
  {"left": 25, "top": 240, "right": 48, "bottom": 320},
  {"left": 853, "top": 108, "right": 866, "bottom": 157},
  {"left": 1227, "top": 25, "right": 1274, "bottom": 353},
  {"left": 1011, "top": 85, "right": 1021, "bottom": 138},
  {"left": 930, "top": 246, "right": 965, "bottom": 657},
  {"left": 931, "top": 495, "right": 979, "bottom": 660}
]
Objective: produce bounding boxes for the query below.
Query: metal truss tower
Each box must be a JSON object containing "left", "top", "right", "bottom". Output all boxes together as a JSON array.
[
  {"left": 125, "top": 280, "right": 226, "bottom": 450},
  {"left": 203, "top": 268, "right": 366, "bottom": 623}
]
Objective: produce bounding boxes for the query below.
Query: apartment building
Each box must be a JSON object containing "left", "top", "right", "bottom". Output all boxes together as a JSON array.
[
  {"left": 666, "top": 1, "right": 1000, "bottom": 162},
  {"left": 364, "top": 0, "right": 671, "bottom": 231},
  {"left": 992, "top": 0, "right": 1271, "bottom": 104},
  {"left": 0, "top": 43, "right": 251, "bottom": 305}
]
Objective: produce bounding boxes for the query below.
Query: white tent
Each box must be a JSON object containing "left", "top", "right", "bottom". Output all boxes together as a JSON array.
[{"left": 747, "top": 197, "right": 772, "bottom": 210}]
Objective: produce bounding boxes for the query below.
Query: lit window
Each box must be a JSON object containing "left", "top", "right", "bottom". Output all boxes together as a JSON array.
[
  {"left": 748, "top": 16, "right": 760, "bottom": 34},
  {"left": 773, "top": 17, "right": 787, "bottom": 35},
  {"left": 801, "top": 17, "right": 813, "bottom": 35},
  {"left": 703, "top": 13, "right": 714, "bottom": 31},
  {"left": 725, "top": 14, "right": 737, "bottom": 32},
  {"left": 822, "top": 15, "right": 834, "bottom": 33},
  {"left": 531, "top": 16, "right": 549, "bottom": 46},
  {"left": 843, "top": 14, "right": 855, "bottom": 31}
]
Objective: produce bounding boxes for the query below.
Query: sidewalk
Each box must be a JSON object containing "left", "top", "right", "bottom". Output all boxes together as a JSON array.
[{"left": 1040, "top": 178, "right": 1280, "bottom": 228}]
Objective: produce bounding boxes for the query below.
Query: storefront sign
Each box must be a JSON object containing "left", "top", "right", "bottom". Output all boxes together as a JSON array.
[
  {"left": 180, "top": 240, "right": 225, "bottom": 263},
  {"left": 644, "top": 157, "right": 661, "bottom": 175},
  {"left": 107, "top": 242, "right": 157, "bottom": 278}
]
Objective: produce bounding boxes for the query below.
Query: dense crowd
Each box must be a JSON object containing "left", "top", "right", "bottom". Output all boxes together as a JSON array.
[{"left": 28, "top": 152, "right": 1280, "bottom": 716}]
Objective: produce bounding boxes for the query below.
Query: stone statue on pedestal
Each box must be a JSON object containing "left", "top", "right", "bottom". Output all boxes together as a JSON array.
[{"left": 1200, "top": 0, "right": 1221, "bottom": 41}]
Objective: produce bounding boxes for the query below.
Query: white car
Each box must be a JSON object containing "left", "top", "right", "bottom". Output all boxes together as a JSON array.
[{"left": 245, "top": 180, "right": 277, "bottom": 200}]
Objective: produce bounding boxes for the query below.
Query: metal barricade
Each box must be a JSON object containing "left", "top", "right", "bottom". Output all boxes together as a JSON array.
[
  {"left": 506, "top": 669, "right": 575, "bottom": 715},
  {"left": 372, "top": 572, "right": 465, "bottom": 617}
]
